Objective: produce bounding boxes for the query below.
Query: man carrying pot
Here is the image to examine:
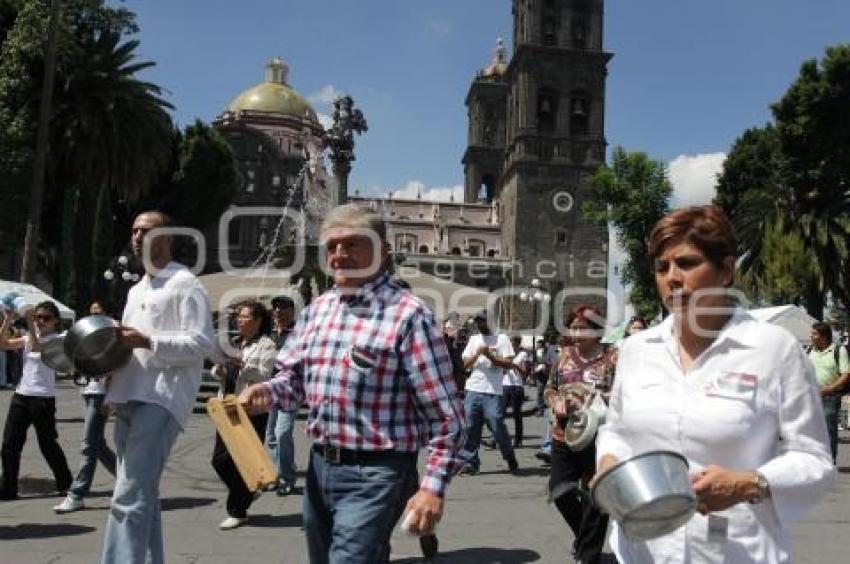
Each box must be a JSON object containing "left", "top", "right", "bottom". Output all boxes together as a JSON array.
[{"left": 100, "top": 211, "right": 213, "bottom": 564}]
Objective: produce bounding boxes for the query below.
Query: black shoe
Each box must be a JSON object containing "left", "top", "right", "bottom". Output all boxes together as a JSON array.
[
  {"left": 507, "top": 460, "right": 520, "bottom": 475},
  {"left": 0, "top": 490, "right": 17, "bottom": 501},
  {"left": 419, "top": 534, "right": 439, "bottom": 561},
  {"left": 513, "top": 440, "right": 523, "bottom": 448},
  {"left": 276, "top": 482, "right": 294, "bottom": 496},
  {"left": 534, "top": 450, "right": 552, "bottom": 464}
]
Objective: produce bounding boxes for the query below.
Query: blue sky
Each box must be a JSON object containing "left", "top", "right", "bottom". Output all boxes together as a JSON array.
[{"left": 121, "top": 0, "right": 849, "bottom": 205}]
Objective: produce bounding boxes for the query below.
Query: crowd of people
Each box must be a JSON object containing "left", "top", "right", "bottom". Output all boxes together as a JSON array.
[{"left": 0, "top": 204, "right": 845, "bottom": 563}]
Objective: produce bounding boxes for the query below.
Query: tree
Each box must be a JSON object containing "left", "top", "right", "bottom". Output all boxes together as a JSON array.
[
  {"left": 738, "top": 218, "right": 820, "bottom": 307},
  {"left": 772, "top": 44, "right": 850, "bottom": 313},
  {"left": 583, "top": 146, "right": 673, "bottom": 319},
  {"left": 716, "top": 45, "right": 850, "bottom": 318},
  {"left": 135, "top": 120, "right": 239, "bottom": 230}
]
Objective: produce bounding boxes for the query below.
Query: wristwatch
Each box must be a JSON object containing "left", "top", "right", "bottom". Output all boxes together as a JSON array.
[{"left": 748, "top": 471, "right": 770, "bottom": 504}]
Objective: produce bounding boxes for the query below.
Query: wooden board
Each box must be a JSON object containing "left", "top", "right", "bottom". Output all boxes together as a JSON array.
[{"left": 206, "top": 395, "right": 278, "bottom": 492}]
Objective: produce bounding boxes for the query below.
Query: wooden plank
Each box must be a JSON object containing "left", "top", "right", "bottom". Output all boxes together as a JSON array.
[{"left": 206, "top": 395, "right": 278, "bottom": 491}]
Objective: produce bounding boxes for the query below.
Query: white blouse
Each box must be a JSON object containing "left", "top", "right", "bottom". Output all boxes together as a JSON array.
[{"left": 597, "top": 310, "right": 836, "bottom": 563}]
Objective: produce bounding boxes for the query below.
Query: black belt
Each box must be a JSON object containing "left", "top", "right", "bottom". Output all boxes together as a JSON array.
[{"left": 311, "top": 444, "right": 417, "bottom": 465}]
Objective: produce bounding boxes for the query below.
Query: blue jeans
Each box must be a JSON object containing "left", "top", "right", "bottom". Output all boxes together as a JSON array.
[
  {"left": 266, "top": 408, "right": 297, "bottom": 484},
  {"left": 540, "top": 407, "right": 552, "bottom": 454},
  {"left": 101, "top": 402, "right": 181, "bottom": 564},
  {"left": 303, "top": 448, "right": 418, "bottom": 564},
  {"left": 822, "top": 393, "right": 841, "bottom": 464},
  {"left": 461, "top": 390, "right": 517, "bottom": 470},
  {"left": 69, "top": 394, "right": 116, "bottom": 501}
]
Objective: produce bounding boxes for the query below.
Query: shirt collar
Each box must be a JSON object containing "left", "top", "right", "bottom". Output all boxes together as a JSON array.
[
  {"left": 334, "top": 271, "right": 392, "bottom": 305},
  {"left": 652, "top": 307, "right": 760, "bottom": 351}
]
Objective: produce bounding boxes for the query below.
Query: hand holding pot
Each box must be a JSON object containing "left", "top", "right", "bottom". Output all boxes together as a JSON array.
[
  {"left": 119, "top": 326, "right": 151, "bottom": 349},
  {"left": 691, "top": 465, "right": 758, "bottom": 514}
]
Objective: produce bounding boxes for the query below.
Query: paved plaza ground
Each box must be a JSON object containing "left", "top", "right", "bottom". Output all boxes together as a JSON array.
[{"left": 1, "top": 381, "right": 849, "bottom": 563}]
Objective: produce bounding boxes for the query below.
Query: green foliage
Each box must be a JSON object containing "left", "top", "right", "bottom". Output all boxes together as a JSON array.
[
  {"left": 716, "top": 44, "right": 850, "bottom": 318},
  {"left": 738, "top": 218, "right": 819, "bottom": 306},
  {"left": 0, "top": 0, "right": 46, "bottom": 251},
  {"left": 583, "top": 146, "right": 673, "bottom": 319},
  {"left": 136, "top": 120, "right": 239, "bottom": 230}
]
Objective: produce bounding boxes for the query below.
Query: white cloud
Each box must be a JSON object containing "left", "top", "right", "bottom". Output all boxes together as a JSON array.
[
  {"left": 427, "top": 20, "right": 452, "bottom": 36},
  {"left": 308, "top": 85, "right": 342, "bottom": 107},
  {"left": 667, "top": 153, "right": 726, "bottom": 207},
  {"left": 359, "top": 180, "right": 463, "bottom": 202}
]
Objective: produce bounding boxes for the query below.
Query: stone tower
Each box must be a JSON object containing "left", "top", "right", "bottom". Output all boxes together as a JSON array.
[
  {"left": 463, "top": 37, "right": 510, "bottom": 204},
  {"left": 497, "top": 0, "right": 612, "bottom": 306}
]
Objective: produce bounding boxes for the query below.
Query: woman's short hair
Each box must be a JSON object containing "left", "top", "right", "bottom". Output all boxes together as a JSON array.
[
  {"left": 648, "top": 205, "right": 737, "bottom": 270},
  {"left": 35, "top": 301, "right": 60, "bottom": 320},
  {"left": 320, "top": 203, "right": 386, "bottom": 242}
]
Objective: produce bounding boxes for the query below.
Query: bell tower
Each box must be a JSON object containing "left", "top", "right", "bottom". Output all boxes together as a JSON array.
[
  {"left": 501, "top": 0, "right": 612, "bottom": 305},
  {"left": 463, "top": 37, "right": 510, "bottom": 204}
]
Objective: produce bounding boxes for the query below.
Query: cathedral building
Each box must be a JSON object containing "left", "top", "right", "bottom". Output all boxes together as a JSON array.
[{"left": 212, "top": 0, "right": 612, "bottom": 322}]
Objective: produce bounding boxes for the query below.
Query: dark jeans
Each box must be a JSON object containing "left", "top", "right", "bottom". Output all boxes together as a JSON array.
[
  {"left": 549, "top": 441, "right": 608, "bottom": 564},
  {"left": 822, "top": 393, "right": 841, "bottom": 464},
  {"left": 1, "top": 393, "right": 72, "bottom": 497},
  {"left": 462, "top": 390, "right": 517, "bottom": 470},
  {"left": 535, "top": 371, "right": 548, "bottom": 412},
  {"left": 303, "top": 448, "right": 419, "bottom": 564},
  {"left": 503, "top": 385, "right": 524, "bottom": 444},
  {"left": 211, "top": 412, "right": 268, "bottom": 518}
]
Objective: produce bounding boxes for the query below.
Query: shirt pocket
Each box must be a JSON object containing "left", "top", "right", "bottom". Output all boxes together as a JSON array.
[{"left": 343, "top": 344, "right": 397, "bottom": 399}]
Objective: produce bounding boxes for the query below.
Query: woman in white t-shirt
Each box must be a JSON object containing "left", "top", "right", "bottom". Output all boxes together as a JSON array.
[{"left": 0, "top": 301, "right": 72, "bottom": 500}]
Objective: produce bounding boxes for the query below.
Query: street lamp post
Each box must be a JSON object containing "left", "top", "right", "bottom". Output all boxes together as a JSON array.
[{"left": 520, "top": 278, "right": 551, "bottom": 365}]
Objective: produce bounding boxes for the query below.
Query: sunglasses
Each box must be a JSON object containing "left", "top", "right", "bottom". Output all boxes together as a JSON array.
[{"left": 35, "top": 314, "right": 56, "bottom": 321}]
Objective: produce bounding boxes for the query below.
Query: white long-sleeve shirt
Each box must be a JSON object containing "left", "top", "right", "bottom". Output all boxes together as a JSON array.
[
  {"left": 597, "top": 310, "right": 836, "bottom": 563},
  {"left": 106, "top": 262, "right": 213, "bottom": 428}
]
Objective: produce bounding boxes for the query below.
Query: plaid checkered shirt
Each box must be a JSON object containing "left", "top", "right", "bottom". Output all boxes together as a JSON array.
[{"left": 265, "top": 272, "right": 466, "bottom": 496}]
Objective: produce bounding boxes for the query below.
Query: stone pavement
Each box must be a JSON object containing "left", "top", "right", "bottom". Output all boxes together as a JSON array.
[{"left": 1, "top": 381, "right": 848, "bottom": 563}]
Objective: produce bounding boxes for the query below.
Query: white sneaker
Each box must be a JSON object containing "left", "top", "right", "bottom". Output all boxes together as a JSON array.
[
  {"left": 53, "top": 496, "right": 84, "bottom": 514},
  {"left": 218, "top": 516, "right": 248, "bottom": 530}
]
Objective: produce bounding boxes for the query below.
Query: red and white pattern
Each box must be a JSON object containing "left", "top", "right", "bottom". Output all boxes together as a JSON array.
[{"left": 266, "top": 273, "right": 466, "bottom": 496}]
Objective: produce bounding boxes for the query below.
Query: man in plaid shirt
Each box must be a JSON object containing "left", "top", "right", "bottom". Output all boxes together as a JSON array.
[{"left": 240, "top": 204, "right": 465, "bottom": 564}]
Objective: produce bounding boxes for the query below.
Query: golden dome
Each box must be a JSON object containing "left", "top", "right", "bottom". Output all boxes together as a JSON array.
[{"left": 227, "top": 57, "right": 319, "bottom": 123}]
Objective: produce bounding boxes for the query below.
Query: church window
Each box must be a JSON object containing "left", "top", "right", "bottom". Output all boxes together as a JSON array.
[
  {"left": 395, "top": 234, "right": 417, "bottom": 253},
  {"left": 542, "top": 0, "right": 560, "bottom": 46},
  {"left": 228, "top": 218, "right": 242, "bottom": 246},
  {"left": 570, "top": 94, "right": 589, "bottom": 136},
  {"left": 487, "top": 249, "right": 497, "bottom": 258},
  {"left": 419, "top": 245, "right": 429, "bottom": 254},
  {"left": 555, "top": 229, "right": 568, "bottom": 247},
  {"left": 451, "top": 247, "right": 461, "bottom": 256},
  {"left": 537, "top": 89, "right": 558, "bottom": 133},
  {"left": 572, "top": 18, "right": 588, "bottom": 48}
]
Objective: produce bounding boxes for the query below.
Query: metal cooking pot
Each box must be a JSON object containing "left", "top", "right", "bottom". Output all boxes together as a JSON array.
[
  {"left": 40, "top": 335, "right": 75, "bottom": 374},
  {"left": 591, "top": 450, "right": 696, "bottom": 540},
  {"left": 64, "top": 315, "right": 132, "bottom": 376}
]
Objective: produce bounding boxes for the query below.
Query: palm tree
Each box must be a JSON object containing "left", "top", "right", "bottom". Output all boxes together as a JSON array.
[{"left": 48, "top": 27, "right": 173, "bottom": 306}]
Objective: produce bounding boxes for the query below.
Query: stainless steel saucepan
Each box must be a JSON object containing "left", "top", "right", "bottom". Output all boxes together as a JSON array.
[
  {"left": 64, "top": 315, "right": 133, "bottom": 376},
  {"left": 591, "top": 450, "right": 696, "bottom": 540},
  {"left": 40, "top": 335, "right": 76, "bottom": 374}
]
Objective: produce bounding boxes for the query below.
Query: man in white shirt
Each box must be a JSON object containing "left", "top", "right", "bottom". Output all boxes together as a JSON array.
[
  {"left": 101, "top": 212, "right": 213, "bottom": 564},
  {"left": 460, "top": 311, "right": 518, "bottom": 474}
]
